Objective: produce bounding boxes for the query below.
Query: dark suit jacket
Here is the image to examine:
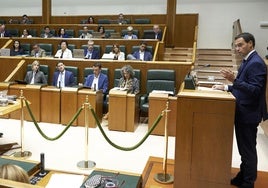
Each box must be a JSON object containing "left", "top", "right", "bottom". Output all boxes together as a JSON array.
[
  {"left": 133, "top": 50, "right": 152, "bottom": 61},
  {"left": 83, "top": 49, "right": 100, "bottom": 59},
  {"left": 52, "top": 70, "right": 75, "bottom": 87},
  {"left": 84, "top": 73, "right": 108, "bottom": 94},
  {"left": 24, "top": 70, "right": 47, "bottom": 84},
  {"left": 228, "top": 51, "right": 268, "bottom": 124}
]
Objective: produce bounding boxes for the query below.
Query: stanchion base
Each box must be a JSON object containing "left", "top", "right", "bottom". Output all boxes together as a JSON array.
[
  {"left": 77, "top": 160, "right": 96, "bottom": 169},
  {"left": 154, "top": 173, "right": 174, "bottom": 184},
  {"left": 14, "top": 151, "right": 32, "bottom": 158}
]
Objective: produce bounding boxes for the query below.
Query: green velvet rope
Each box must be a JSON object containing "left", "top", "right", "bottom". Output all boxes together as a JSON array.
[
  {"left": 89, "top": 106, "right": 164, "bottom": 151},
  {"left": 25, "top": 99, "right": 83, "bottom": 141}
]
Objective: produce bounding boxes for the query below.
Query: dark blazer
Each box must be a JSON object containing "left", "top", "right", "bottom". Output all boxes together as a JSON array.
[
  {"left": 83, "top": 49, "right": 100, "bottom": 59},
  {"left": 10, "top": 48, "right": 24, "bottom": 56},
  {"left": 228, "top": 51, "right": 268, "bottom": 124},
  {"left": 1, "top": 31, "right": 11, "bottom": 37},
  {"left": 84, "top": 73, "right": 108, "bottom": 94},
  {"left": 133, "top": 50, "right": 152, "bottom": 61},
  {"left": 52, "top": 70, "right": 75, "bottom": 87},
  {"left": 155, "top": 32, "right": 162, "bottom": 41},
  {"left": 24, "top": 70, "right": 47, "bottom": 84}
]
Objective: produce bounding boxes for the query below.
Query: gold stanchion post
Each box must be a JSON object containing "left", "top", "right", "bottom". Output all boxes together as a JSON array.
[
  {"left": 14, "top": 90, "right": 32, "bottom": 158},
  {"left": 154, "top": 101, "right": 174, "bottom": 184},
  {"left": 77, "top": 95, "right": 96, "bottom": 169}
]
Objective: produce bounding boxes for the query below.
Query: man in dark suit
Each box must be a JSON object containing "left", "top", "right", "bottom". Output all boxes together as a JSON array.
[
  {"left": 127, "top": 41, "right": 152, "bottom": 61},
  {"left": 83, "top": 40, "right": 100, "bottom": 59},
  {"left": 213, "top": 32, "right": 268, "bottom": 188},
  {"left": 84, "top": 62, "right": 108, "bottom": 94},
  {"left": 24, "top": 60, "right": 47, "bottom": 84},
  {"left": 0, "top": 24, "right": 11, "bottom": 37},
  {"left": 52, "top": 62, "right": 75, "bottom": 88}
]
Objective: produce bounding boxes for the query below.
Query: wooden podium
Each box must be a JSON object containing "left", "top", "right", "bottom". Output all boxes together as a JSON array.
[
  {"left": 108, "top": 89, "right": 139, "bottom": 132},
  {"left": 40, "top": 86, "right": 61, "bottom": 124},
  {"left": 77, "top": 88, "right": 103, "bottom": 127},
  {"left": 148, "top": 93, "right": 177, "bottom": 136},
  {"left": 9, "top": 84, "right": 44, "bottom": 122},
  {"left": 60, "top": 87, "right": 79, "bottom": 126},
  {"left": 174, "top": 87, "right": 236, "bottom": 188}
]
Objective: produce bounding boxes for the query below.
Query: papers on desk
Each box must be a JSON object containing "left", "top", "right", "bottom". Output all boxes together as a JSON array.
[
  {"left": 151, "top": 90, "right": 174, "bottom": 95},
  {"left": 112, "top": 87, "right": 128, "bottom": 91},
  {"left": 197, "top": 86, "right": 224, "bottom": 92},
  {"left": 45, "top": 173, "right": 85, "bottom": 188}
]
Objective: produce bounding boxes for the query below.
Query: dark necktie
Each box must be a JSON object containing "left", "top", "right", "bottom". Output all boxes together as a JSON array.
[{"left": 60, "top": 50, "right": 64, "bottom": 58}]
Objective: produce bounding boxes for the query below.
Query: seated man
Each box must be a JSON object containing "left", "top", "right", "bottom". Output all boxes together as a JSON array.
[
  {"left": 123, "top": 26, "right": 138, "bottom": 39},
  {"left": 24, "top": 60, "right": 47, "bottom": 84},
  {"left": 54, "top": 40, "right": 73, "bottom": 59},
  {"left": 52, "top": 62, "right": 75, "bottom": 88},
  {"left": 127, "top": 41, "right": 152, "bottom": 61},
  {"left": 117, "top": 13, "right": 127, "bottom": 25},
  {"left": 40, "top": 26, "right": 54, "bottom": 38},
  {"left": 31, "top": 44, "right": 46, "bottom": 57},
  {"left": 84, "top": 40, "right": 100, "bottom": 59},
  {"left": 84, "top": 62, "right": 108, "bottom": 94},
  {"left": 79, "top": 26, "right": 93, "bottom": 39},
  {"left": 152, "top": 25, "right": 162, "bottom": 40}
]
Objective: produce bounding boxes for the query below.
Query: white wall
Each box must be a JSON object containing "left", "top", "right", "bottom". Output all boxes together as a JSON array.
[
  {"left": 178, "top": 0, "right": 268, "bottom": 58},
  {"left": 0, "top": 0, "right": 267, "bottom": 57}
]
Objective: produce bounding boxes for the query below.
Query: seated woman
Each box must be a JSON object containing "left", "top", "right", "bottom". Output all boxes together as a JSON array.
[
  {"left": 87, "top": 16, "right": 94, "bottom": 24},
  {"left": 103, "top": 65, "right": 139, "bottom": 120},
  {"left": 10, "top": 40, "right": 24, "bottom": 56},
  {"left": 0, "top": 164, "right": 30, "bottom": 184},
  {"left": 110, "top": 44, "right": 125, "bottom": 60},
  {"left": 24, "top": 60, "right": 47, "bottom": 84},
  {"left": 21, "top": 29, "right": 32, "bottom": 38},
  {"left": 57, "top": 28, "right": 68, "bottom": 38},
  {"left": 96, "top": 25, "right": 109, "bottom": 38},
  {"left": 54, "top": 40, "right": 73, "bottom": 58}
]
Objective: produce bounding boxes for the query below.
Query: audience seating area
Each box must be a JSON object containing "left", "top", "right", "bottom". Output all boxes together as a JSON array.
[
  {"left": 3, "top": 37, "right": 160, "bottom": 60},
  {"left": 3, "top": 24, "right": 166, "bottom": 40}
]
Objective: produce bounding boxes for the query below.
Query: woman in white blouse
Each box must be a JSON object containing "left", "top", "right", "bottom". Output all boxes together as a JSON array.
[{"left": 109, "top": 44, "right": 125, "bottom": 60}]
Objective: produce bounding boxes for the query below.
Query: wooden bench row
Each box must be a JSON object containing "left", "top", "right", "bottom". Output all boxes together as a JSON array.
[
  {"left": 3, "top": 24, "right": 166, "bottom": 41},
  {"left": 1, "top": 37, "right": 164, "bottom": 61}
]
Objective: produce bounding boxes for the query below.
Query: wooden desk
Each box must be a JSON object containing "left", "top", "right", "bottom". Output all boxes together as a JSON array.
[
  {"left": 40, "top": 86, "right": 60, "bottom": 123},
  {"left": 0, "top": 99, "right": 25, "bottom": 116},
  {"left": 8, "top": 84, "right": 43, "bottom": 122},
  {"left": 60, "top": 87, "right": 79, "bottom": 126},
  {"left": 77, "top": 88, "right": 103, "bottom": 127},
  {"left": 108, "top": 89, "right": 139, "bottom": 132},
  {"left": 142, "top": 156, "right": 174, "bottom": 188},
  {"left": 174, "top": 88, "right": 235, "bottom": 188},
  {"left": 148, "top": 93, "right": 177, "bottom": 136}
]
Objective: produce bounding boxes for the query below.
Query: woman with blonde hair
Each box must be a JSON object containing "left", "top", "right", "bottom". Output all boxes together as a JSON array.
[{"left": 0, "top": 164, "right": 30, "bottom": 183}]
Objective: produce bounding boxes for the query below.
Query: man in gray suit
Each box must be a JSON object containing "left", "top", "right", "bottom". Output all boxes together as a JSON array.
[
  {"left": 24, "top": 60, "right": 47, "bottom": 84},
  {"left": 31, "top": 44, "right": 46, "bottom": 57}
]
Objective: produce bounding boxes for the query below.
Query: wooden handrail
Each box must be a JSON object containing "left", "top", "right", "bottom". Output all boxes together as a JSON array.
[
  {"left": 1, "top": 39, "right": 13, "bottom": 49},
  {"left": 5, "top": 60, "right": 25, "bottom": 82}
]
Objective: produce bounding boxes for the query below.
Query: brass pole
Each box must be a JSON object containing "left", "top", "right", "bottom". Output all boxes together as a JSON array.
[
  {"left": 154, "top": 100, "right": 173, "bottom": 184},
  {"left": 14, "top": 90, "right": 31, "bottom": 158},
  {"left": 77, "top": 95, "right": 96, "bottom": 169}
]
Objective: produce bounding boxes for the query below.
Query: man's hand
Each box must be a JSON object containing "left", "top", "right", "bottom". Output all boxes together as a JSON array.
[{"left": 220, "top": 69, "right": 235, "bottom": 83}]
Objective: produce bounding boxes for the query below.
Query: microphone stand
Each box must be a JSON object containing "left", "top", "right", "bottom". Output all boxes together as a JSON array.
[{"left": 77, "top": 95, "right": 96, "bottom": 169}]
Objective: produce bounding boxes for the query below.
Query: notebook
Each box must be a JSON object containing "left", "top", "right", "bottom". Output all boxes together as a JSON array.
[
  {"left": 73, "top": 49, "right": 85, "bottom": 58},
  {"left": 0, "top": 48, "right": 10, "bottom": 56}
]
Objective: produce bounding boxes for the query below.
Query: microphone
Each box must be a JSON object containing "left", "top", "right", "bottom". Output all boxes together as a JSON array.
[{"left": 39, "top": 153, "right": 46, "bottom": 176}]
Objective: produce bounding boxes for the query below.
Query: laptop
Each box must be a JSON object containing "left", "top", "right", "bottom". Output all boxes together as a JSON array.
[
  {"left": 0, "top": 48, "right": 10, "bottom": 56},
  {"left": 73, "top": 49, "right": 85, "bottom": 58}
]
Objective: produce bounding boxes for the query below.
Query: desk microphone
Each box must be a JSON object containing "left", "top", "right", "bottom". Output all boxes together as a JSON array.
[{"left": 39, "top": 153, "right": 46, "bottom": 176}]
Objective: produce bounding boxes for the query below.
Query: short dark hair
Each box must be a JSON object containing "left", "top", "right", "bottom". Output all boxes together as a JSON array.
[
  {"left": 235, "top": 32, "right": 255, "bottom": 47},
  {"left": 93, "top": 62, "right": 102, "bottom": 69}
]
